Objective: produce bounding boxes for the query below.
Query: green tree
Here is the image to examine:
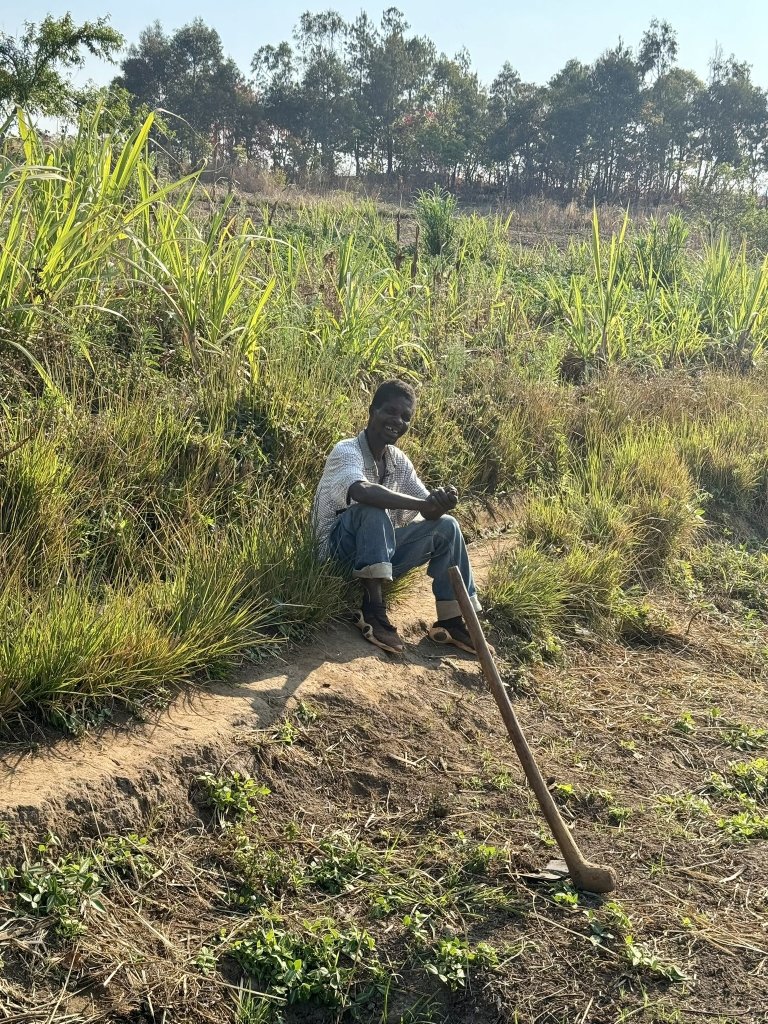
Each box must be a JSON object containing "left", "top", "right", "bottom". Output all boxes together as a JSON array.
[
  {"left": 293, "top": 10, "right": 353, "bottom": 178},
  {"left": 251, "top": 42, "right": 304, "bottom": 173},
  {"left": 366, "top": 9, "right": 435, "bottom": 177},
  {"left": 488, "top": 64, "right": 544, "bottom": 195},
  {"left": 638, "top": 19, "right": 678, "bottom": 82},
  {"left": 117, "top": 19, "right": 247, "bottom": 164},
  {"left": 640, "top": 67, "right": 704, "bottom": 198},
  {"left": 542, "top": 60, "right": 591, "bottom": 196},
  {"left": 697, "top": 54, "right": 768, "bottom": 189},
  {"left": 426, "top": 53, "right": 488, "bottom": 186},
  {"left": 0, "top": 14, "right": 123, "bottom": 135},
  {"left": 117, "top": 22, "right": 170, "bottom": 108},
  {"left": 345, "top": 11, "right": 376, "bottom": 175},
  {"left": 588, "top": 43, "right": 642, "bottom": 199}
]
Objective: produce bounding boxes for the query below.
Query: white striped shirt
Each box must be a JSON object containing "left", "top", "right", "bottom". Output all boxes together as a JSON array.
[{"left": 312, "top": 430, "right": 430, "bottom": 555}]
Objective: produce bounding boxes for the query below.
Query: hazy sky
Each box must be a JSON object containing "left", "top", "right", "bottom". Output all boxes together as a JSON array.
[{"left": 2, "top": 1, "right": 767, "bottom": 91}]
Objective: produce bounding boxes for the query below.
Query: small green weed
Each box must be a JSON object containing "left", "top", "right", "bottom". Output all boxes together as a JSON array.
[
  {"left": 97, "top": 834, "right": 155, "bottom": 881},
  {"left": 552, "top": 782, "right": 577, "bottom": 804},
  {"left": 198, "top": 772, "right": 271, "bottom": 823},
  {"left": 585, "top": 911, "right": 614, "bottom": 949},
  {"left": 422, "top": 937, "right": 499, "bottom": 990},
  {"left": 402, "top": 909, "right": 432, "bottom": 943},
  {"left": 716, "top": 802, "right": 768, "bottom": 842},
  {"left": 463, "top": 843, "right": 502, "bottom": 874},
  {"left": 722, "top": 723, "right": 768, "bottom": 751},
  {"left": 491, "top": 771, "right": 515, "bottom": 791},
  {"left": 306, "top": 833, "right": 368, "bottom": 894},
  {"left": 623, "top": 936, "right": 686, "bottom": 982},
  {"left": 606, "top": 804, "right": 632, "bottom": 825},
  {"left": 673, "top": 712, "right": 696, "bottom": 735},
  {"left": 551, "top": 881, "right": 580, "bottom": 908},
  {"left": 195, "top": 944, "right": 218, "bottom": 976},
  {"left": 232, "top": 834, "right": 303, "bottom": 900},
  {"left": 603, "top": 900, "right": 633, "bottom": 932},
  {"left": 658, "top": 793, "right": 713, "bottom": 819},
  {"left": 273, "top": 720, "right": 298, "bottom": 745},
  {"left": 709, "top": 758, "right": 768, "bottom": 802},
  {"left": 294, "top": 700, "right": 318, "bottom": 724},
  {"left": 16, "top": 855, "right": 105, "bottom": 937}
]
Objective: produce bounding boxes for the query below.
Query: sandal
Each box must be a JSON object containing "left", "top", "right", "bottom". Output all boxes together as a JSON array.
[
  {"left": 352, "top": 600, "right": 404, "bottom": 654},
  {"left": 429, "top": 616, "right": 494, "bottom": 656}
]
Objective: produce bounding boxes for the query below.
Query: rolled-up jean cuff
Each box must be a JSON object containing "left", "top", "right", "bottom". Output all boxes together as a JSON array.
[
  {"left": 352, "top": 561, "right": 393, "bottom": 581},
  {"left": 436, "top": 595, "right": 481, "bottom": 620}
]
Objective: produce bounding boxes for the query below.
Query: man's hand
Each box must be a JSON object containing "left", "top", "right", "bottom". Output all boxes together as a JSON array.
[{"left": 421, "top": 485, "right": 459, "bottom": 520}]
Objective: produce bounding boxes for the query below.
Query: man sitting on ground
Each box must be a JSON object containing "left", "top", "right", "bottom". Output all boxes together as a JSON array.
[{"left": 312, "top": 379, "right": 482, "bottom": 655}]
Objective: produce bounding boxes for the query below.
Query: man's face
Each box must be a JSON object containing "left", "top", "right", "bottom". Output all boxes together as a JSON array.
[{"left": 368, "top": 395, "right": 416, "bottom": 446}]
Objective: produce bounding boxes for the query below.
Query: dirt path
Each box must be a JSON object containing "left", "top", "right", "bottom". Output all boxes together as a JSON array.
[{"left": 0, "top": 537, "right": 508, "bottom": 832}]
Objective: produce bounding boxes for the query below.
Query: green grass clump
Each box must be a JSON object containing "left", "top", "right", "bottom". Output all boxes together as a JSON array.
[
  {"left": 686, "top": 543, "right": 768, "bottom": 618},
  {"left": 414, "top": 185, "right": 458, "bottom": 258},
  {"left": 680, "top": 417, "right": 768, "bottom": 515},
  {"left": 0, "top": 540, "right": 277, "bottom": 722},
  {"left": 485, "top": 547, "right": 570, "bottom": 641},
  {"left": 491, "top": 423, "right": 703, "bottom": 647}
]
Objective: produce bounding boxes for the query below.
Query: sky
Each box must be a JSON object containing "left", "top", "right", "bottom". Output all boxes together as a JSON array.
[{"left": 2, "top": 0, "right": 768, "bottom": 92}]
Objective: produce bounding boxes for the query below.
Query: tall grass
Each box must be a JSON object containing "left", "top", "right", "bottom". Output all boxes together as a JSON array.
[
  {"left": 489, "top": 423, "right": 703, "bottom": 645},
  {"left": 3, "top": 111, "right": 768, "bottom": 725},
  {"left": 414, "top": 185, "right": 457, "bottom": 258}
]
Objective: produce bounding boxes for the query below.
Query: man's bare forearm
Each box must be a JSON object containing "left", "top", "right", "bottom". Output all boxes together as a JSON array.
[
  {"left": 348, "top": 481, "right": 428, "bottom": 511},
  {"left": 348, "top": 481, "right": 458, "bottom": 519}
]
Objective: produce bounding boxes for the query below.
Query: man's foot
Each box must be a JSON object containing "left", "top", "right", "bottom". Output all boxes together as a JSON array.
[
  {"left": 352, "top": 599, "right": 404, "bottom": 654},
  {"left": 429, "top": 615, "right": 493, "bottom": 656}
]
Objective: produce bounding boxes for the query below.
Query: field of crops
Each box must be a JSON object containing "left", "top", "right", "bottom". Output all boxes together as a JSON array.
[{"left": 1, "top": 108, "right": 768, "bottom": 728}]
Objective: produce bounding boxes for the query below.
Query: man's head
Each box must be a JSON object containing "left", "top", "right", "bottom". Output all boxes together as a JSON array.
[{"left": 367, "top": 379, "right": 417, "bottom": 448}]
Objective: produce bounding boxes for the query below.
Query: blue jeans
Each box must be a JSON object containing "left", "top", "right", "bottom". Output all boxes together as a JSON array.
[{"left": 328, "top": 504, "right": 481, "bottom": 621}]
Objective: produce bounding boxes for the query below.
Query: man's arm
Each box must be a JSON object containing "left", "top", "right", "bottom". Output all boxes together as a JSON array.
[{"left": 348, "top": 480, "right": 456, "bottom": 518}]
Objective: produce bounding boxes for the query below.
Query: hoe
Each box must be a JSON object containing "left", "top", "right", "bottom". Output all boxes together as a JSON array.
[{"left": 449, "top": 566, "right": 617, "bottom": 894}]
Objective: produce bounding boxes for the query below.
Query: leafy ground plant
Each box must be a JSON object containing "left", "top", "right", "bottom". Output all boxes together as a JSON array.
[
  {"left": 15, "top": 852, "right": 105, "bottom": 937},
  {"left": 198, "top": 771, "right": 271, "bottom": 823},
  {"left": 228, "top": 919, "right": 384, "bottom": 1011}
]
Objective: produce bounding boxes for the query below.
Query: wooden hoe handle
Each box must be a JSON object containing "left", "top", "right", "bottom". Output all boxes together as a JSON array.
[{"left": 448, "top": 566, "right": 617, "bottom": 893}]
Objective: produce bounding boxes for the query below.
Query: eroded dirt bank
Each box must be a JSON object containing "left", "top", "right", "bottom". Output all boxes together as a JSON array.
[{"left": 0, "top": 539, "right": 507, "bottom": 835}]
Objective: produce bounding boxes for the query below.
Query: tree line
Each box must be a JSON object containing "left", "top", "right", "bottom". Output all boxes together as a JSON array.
[{"left": 3, "top": 10, "right": 768, "bottom": 202}]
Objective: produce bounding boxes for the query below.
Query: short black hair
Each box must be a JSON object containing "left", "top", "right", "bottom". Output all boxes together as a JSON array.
[{"left": 371, "top": 379, "right": 416, "bottom": 409}]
